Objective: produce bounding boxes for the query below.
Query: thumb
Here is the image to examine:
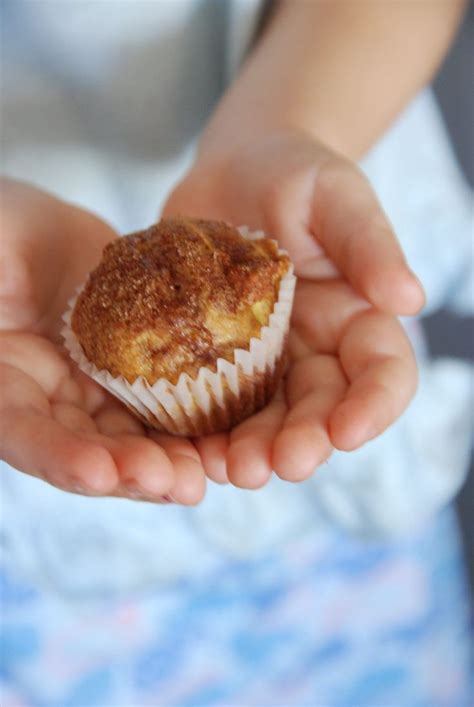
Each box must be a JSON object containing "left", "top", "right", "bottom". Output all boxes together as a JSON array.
[
  {"left": 161, "top": 168, "right": 230, "bottom": 222},
  {"left": 0, "top": 178, "right": 117, "bottom": 336},
  {"left": 259, "top": 153, "right": 425, "bottom": 315},
  {"left": 309, "top": 159, "right": 426, "bottom": 315}
]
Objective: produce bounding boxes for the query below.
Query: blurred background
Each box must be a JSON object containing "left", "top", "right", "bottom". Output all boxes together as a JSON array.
[{"left": 430, "top": 2, "right": 473, "bottom": 592}]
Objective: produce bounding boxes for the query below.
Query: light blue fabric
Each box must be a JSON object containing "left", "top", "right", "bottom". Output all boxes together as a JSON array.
[
  {"left": 1, "top": 508, "right": 472, "bottom": 706},
  {"left": 360, "top": 92, "right": 474, "bottom": 318}
]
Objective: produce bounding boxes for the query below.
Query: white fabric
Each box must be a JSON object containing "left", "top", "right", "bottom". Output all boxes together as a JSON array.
[{"left": 0, "top": 0, "right": 472, "bottom": 597}]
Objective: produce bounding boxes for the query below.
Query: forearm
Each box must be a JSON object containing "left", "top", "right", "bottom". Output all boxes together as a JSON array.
[{"left": 199, "top": 0, "right": 466, "bottom": 160}]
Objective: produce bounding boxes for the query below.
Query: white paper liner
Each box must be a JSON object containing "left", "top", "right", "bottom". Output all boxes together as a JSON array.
[{"left": 62, "top": 227, "right": 296, "bottom": 436}]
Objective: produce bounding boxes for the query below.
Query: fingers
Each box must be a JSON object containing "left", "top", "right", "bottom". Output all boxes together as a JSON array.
[
  {"left": 329, "top": 311, "right": 418, "bottom": 450},
  {"left": 3, "top": 395, "right": 190, "bottom": 503},
  {"left": 79, "top": 410, "right": 201, "bottom": 502},
  {"left": 289, "top": 279, "right": 369, "bottom": 357},
  {"left": 232, "top": 133, "right": 424, "bottom": 315},
  {"left": 0, "top": 350, "right": 119, "bottom": 493},
  {"left": 0, "top": 330, "right": 107, "bottom": 413},
  {"left": 194, "top": 433, "right": 229, "bottom": 485},
  {"left": 161, "top": 171, "right": 228, "bottom": 222},
  {"left": 311, "top": 159, "right": 425, "bottom": 315},
  {"left": 94, "top": 403, "right": 144, "bottom": 436},
  {"left": 0, "top": 332, "right": 72, "bottom": 397},
  {"left": 79, "top": 432, "right": 175, "bottom": 499},
  {"left": 149, "top": 433, "right": 206, "bottom": 505},
  {"left": 272, "top": 356, "right": 347, "bottom": 481},
  {"left": 226, "top": 392, "right": 287, "bottom": 489},
  {"left": 0, "top": 339, "right": 183, "bottom": 502},
  {"left": 1, "top": 407, "right": 119, "bottom": 494},
  {"left": 258, "top": 156, "right": 340, "bottom": 281},
  {"left": 51, "top": 402, "right": 97, "bottom": 434}
]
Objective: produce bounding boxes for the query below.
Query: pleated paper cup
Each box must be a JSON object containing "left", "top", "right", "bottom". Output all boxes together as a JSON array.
[{"left": 62, "top": 227, "right": 296, "bottom": 436}]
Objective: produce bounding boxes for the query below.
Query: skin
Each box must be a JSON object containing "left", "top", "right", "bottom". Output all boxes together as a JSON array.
[
  {"left": 163, "top": 131, "right": 421, "bottom": 487},
  {"left": 0, "top": 180, "right": 205, "bottom": 505},
  {"left": 0, "top": 0, "right": 466, "bottom": 501}
]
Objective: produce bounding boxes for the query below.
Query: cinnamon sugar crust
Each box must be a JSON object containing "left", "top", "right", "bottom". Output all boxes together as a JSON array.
[{"left": 72, "top": 218, "right": 289, "bottom": 384}]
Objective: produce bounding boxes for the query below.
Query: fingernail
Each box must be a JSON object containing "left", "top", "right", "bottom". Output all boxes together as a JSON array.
[
  {"left": 407, "top": 268, "right": 421, "bottom": 287},
  {"left": 295, "top": 255, "right": 339, "bottom": 280},
  {"left": 70, "top": 483, "right": 91, "bottom": 495},
  {"left": 160, "top": 494, "right": 176, "bottom": 504},
  {"left": 125, "top": 485, "right": 148, "bottom": 499}
]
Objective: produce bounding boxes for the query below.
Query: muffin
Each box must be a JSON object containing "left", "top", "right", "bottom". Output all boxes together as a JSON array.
[{"left": 63, "top": 218, "right": 296, "bottom": 435}]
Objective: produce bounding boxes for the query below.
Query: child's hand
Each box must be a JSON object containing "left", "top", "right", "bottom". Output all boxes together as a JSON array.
[
  {"left": 163, "top": 130, "right": 425, "bottom": 488},
  {"left": 0, "top": 179, "right": 206, "bottom": 504}
]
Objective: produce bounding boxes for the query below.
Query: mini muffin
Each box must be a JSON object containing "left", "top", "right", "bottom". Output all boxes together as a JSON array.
[{"left": 64, "top": 218, "right": 296, "bottom": 435}]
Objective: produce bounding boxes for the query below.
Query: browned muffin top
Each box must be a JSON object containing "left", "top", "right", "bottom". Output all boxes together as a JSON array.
[{"left": 71, "top": 218, "right": 289, "bottom": 384}]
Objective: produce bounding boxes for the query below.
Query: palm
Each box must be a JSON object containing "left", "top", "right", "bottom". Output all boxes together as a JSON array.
[
  {"left": 163, "top": 132, "right": 422, "bottom": 488},
  {"left": 0, "top": 180, "right": 206, "bottom": 503},
  {"left": 193, "top": 276, "right": 415, "bottom": 488}
]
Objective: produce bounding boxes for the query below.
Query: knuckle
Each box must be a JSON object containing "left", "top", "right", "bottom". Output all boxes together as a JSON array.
[
  {"left": 318, "top": 155, "right": 370, "bottom": 197},
  {"left": 260, "top": 176, "right": 288, "bottom": 217}
]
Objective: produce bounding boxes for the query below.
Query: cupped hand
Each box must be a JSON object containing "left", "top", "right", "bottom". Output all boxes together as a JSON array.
[
  {"left": 0, "top": 179, "right": 206, "bottom": 504},
  {"left": 163, "top": 130, "right": 424, "bottom": 488}
]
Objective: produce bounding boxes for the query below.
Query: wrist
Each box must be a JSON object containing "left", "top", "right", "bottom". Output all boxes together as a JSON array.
[{"left": 197, "top": 0, "right": 466, "bottom": 165}]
